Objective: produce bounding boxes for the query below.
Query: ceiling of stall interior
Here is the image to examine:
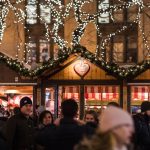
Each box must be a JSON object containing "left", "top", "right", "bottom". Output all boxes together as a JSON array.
[{"left": 0, "top": 86, "right": 33, "bottom": 95}]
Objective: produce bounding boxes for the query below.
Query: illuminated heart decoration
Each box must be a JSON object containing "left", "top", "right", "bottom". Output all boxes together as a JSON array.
[{"left": 74, "top": 60, "right": 90, "bottom": 77}]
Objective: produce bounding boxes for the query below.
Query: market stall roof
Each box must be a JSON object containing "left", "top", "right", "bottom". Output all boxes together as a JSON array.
[{"left": 0, "top": 46, "right": 150, "bottom": 80}]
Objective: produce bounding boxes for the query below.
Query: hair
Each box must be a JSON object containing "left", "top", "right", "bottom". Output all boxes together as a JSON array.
[
  {"left": 39, "top": 110, "right": 54, "bottom": 124},
  {"left": 141, "top": 101, "right": 150, "bottom": 112},
  {"left": 107, "top": 102, "right": 120, "bottom": 108},
  {"left": 84, "top": 110, "right": 99, "bottom": 124},
  {"left": 75, "top": 131, "right": 114, "bottom": 150},
  {"left": 61, "top": 99, "right": 78, "bottom": 118}
]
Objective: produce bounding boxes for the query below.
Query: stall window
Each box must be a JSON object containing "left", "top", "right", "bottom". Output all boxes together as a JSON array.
[
  {"left": 84, "top": 85, "right": 119, "bottom": 112},
  {"left": 45, "top": 87, "right": 55, "bottom": 114},
  {"left": 0, "top": 86, "right": 33, "bottom": 112},
  {"left": 58, "top": 86, "right": 80, "bottom": 118},
  {"left": 131, "top": 86, "right": 150, "bottom": 113}
]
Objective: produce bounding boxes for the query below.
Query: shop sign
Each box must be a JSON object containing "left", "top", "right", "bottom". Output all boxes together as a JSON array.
[{"left": 74, "top": 58, "right": 90, "bottom": 77}]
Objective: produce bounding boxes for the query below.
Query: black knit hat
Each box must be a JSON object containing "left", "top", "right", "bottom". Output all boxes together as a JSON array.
[
  {"left": 141, "top": 101, "right": 150, "bottom": 112},
  {"left": 20, "top": 97, "right": 32, "bottom": 108}
]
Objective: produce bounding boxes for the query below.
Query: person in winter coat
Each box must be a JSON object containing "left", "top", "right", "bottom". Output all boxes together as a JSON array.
[
  {"left": 36, "top": 99, "right": 94, "bottom": 150},
  {"left": 5, "top": 97, "right": 35, "bottom": 150},
  {"left": 84, "top": 110, "right": 99, "bottom": 130},
  {"left": 36, "top": 110, "right": 55, "bottom": 150},
  {"left": 75, "top": 106, "right": 134, "bottom": 150},
  {"left": 38, "top": 110, "right": 54, "bottom": 128},
  {"left": 0, "top": 131, "right": 9, "bottom": 150},
  {"left": 133, "top": 101, "right": 150, "bottom": 150}
]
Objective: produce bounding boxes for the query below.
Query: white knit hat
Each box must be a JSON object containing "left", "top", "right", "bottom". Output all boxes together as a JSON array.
[{"left": 100, "top": 106, "right": 133, "bottom": 133}]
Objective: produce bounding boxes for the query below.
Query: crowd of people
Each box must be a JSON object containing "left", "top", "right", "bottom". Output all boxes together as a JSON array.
[{"left": 0, "top": 97, "right": 150, "bottom": 150}]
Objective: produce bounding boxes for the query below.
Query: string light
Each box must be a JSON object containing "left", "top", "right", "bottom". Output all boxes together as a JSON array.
[{"left": 0, "top": 0, "right": 150, "bottom": 79}]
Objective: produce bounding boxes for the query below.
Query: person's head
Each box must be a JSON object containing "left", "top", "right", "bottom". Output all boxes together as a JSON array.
[
  {"left": 61, "top": 99, "right": 78, "bottom": 118},
  {"left": 39, "top": 110, "right": 53, "bottom": 125},
  {"left": 100, "top": 106, "right": 134, "bottom": 147},
  {"left": 141, "top": 101, "right": 150, "bottom": 116},
  {"left": 84, "top": 110, "right": 99, "bottom": 124},
  {"left": 20, "top": 97, "right": 32, "bottom": 116},
  {"left": 13, "top": 107, "right": 20, "bottom": 115},
  {"left": 107, "top": 102, "right": 120, "bottom": 108}
]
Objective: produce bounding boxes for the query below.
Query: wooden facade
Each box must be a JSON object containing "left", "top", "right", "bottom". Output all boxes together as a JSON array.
[
  {"left": 39, "top": 56, "right": 122, "bottom": 118},
  {"left": 0, "top": 0, "right": 150, "bottom": 117}
]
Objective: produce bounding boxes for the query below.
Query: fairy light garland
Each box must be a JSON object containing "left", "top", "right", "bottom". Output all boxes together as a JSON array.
[{"left": 0, "top": 0, "right": 150, "bottom": 79}]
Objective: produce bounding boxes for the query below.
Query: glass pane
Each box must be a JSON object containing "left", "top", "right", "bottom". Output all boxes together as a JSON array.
[
  {"left": 27, "top": 0, "right": 36, "bottom": 4},
  {"left": 131, "top": 86, "right": 149, "bottom": 101},
  {"left": 58, "top": 86, "right": 80, "bottom": 118},
  {"left": 40, "top": 4, "right": 51, "bottom": 23},
  {"left": 84, "top": 85, "right": 119, "bottom": 112},
  {"left": 127, "top": 5, "right": 138, "bottom": 22},
  {"left": 26, "top": 41, "right": 37, "bottom": 64},
  {"left": 127, "top": 36, "right": 137, "bottom": 49},
  {"left": 113, "top": 10, "right": 123, "bottom": 22},
  {"left": 113, "top": 43, "right": 124, "bottom": 63},
  {"left": 127, "top": 49, "right": 137, "bottom": 63},
  {"left": 54, "top": 47, "right": 59, "bottom": 60},
  {"left": 98, "top": 1, "right": 110, "bottom": 23},
  {"left": 131, "top": 86, "right": 150, "bottom": 113},
  {"left": 0, "top": 86, "right": 33, "bottom": 111},
  {"left": 45, "top": 87, "right": 55, "bottom": 114},
  {"left": 39, "top": 39, "right": 50, "bottom": 62},
  {"left": 26, "top": 5, "right": 37, "bottom": 24}
]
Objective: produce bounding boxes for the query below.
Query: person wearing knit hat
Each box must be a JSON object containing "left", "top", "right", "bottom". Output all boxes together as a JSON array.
[
  {"left": 75, "top": 106, "right": 134, "bottom": 150},
  {"left": 133, "top": 101, "right": 150, "bottom": 150},
  {"left": 5, "top": 96, "right": 35, "bottom": 150},
  {"left": 20, "top": 96, "right": 32, "bottom": 107},
  {"left": 100, "top": 106, "right": 134, "bottom": 133},
  {"left": 20, "top": 96, "right": 33, "bottom": 116}
]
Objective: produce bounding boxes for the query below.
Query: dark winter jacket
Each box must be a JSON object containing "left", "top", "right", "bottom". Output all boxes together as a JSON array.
[
  {"left": 36, "top": 124, "right": 57, "bottom": 150},
  {"left": 0, "top": 116, "right": 8, "bottom": 134},
  {"left": 0, "top": 131, "right": 9, "bottom": 150},
  {"left": 36, "top": 118, "right": 94, "bottom": 150},
  {"left": 133, "top": 113, "right": 150, "bottom": 150},
  {"left": 5, "top": 112, "right": 35, "bottom": 150}
]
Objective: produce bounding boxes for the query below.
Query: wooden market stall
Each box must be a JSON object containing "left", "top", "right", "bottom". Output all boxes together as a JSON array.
[{"left": 39, "top": 54, "right": 123, "bottom": 119}]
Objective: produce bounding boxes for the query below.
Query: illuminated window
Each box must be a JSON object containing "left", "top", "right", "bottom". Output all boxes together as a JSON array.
[
  {"left": 40, "top": 0, "right": 51, "bottom": 24},
  {"left": 98, "top": 0, "right": 110, "bottom": 24},
  {"left": 26, "top": 0, "right": 37, "bottom": 24},
  {"left": 26, "top": 39, "right": 37, "bottom": 64},
  {"left": 26, "top": 0, "right": 51, "bottom": 24},
  {"left": 85, "top": 85, "right": 119, "bottom": 110},
  {"left": 113, "top": 36, "right": 124, "bottom": 63},
  {"left": 39, "top": 39, "right": 50, "bottom": 62}
]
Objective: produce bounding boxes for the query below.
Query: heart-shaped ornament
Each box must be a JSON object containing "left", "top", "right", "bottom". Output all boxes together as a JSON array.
[{"left": 74, "top": 59, "right": 90, "bottom": 77}]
